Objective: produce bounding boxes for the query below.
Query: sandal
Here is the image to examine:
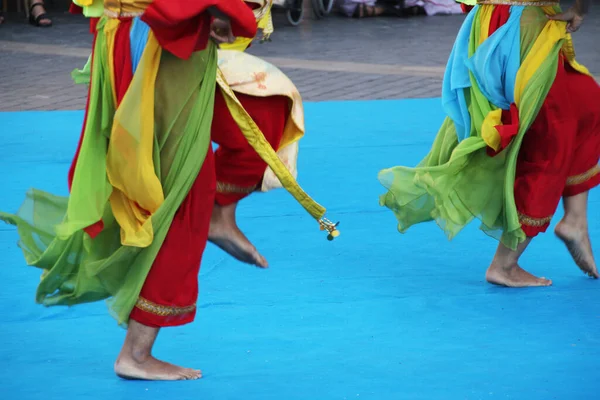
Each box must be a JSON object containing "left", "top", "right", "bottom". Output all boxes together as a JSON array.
[{"left": 28, "top": 1, "right": 52, "bottom": 27}]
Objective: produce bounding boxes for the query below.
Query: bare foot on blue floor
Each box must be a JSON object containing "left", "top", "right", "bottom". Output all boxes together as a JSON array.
[
  {"left": 555, "top": 220, "right": 598, "bottom": 278},
  {"left": 486, "top": 263, "right": 552, "bottom": 287},
  {"left": 114, "top": 320, "right": 201, "bottom": 381},
  {"left": 115, "top": 354, "right": 202, "bottom": 381},
  {"left": 208, "top": 202, "right": 268, "bottom": 268}
]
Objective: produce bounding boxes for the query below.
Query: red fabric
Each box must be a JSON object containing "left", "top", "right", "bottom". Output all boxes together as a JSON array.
[
  {"left": 68, "top": 21, "right": 134, "bottom": 239},
  {"left": 70, "top": 2, "right": 230, "bottom": 191},
  {"left": 460, "top": 4, "right": 473, "bottom": 13},
  {"left": 69, "top": 3, "right": 83, "bottom": 14},
  {"left": 515, "top": 61, "right": 600, "bottom": 237},
  {"left": 129, "top": 148, "right": 216, "bottom": 327},
  {"left": 89, "top": 17, "right": 99, "bottom": 34},
  {"left": 476, "top": 5, "right": 600, "bottom": 236},
  {"left": 487, "top": 103, "right": 519, "bottom": 157},
  {"left": 141, "top": 0, "right": 257, "bottom": 60},
  {"left": 488, "top": 5, "right": 510, "bottom": 36},
  {"left": 130, "top": 88, "right": 289, "bottom": 327},
  {"left": 112, "top": 19, "right": 134, "bottom": 105},
  {"left": 211, "top": 90, "right": 288, "bottom": 206}
]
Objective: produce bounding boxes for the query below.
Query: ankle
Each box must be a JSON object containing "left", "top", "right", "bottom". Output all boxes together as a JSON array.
[
  {"left": 489, "top": 259, "right": 518, "bottom": 273},
  {"left": 560, "top": 213, "right": 587, "bottom": 229},
  {"left": 129, "top": 348, "right": 152, "bottom": 364},
  {"left": 118, "top": 340, "right": 151, "bottom": 364}
]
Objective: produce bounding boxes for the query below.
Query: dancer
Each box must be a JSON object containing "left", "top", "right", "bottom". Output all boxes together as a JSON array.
[
  {"left": 70, "top": 0, "right": 335, "bottom": 268},
  {"left": 1, "top": 0, "right": 334, "bottom": 381},
  {"left": 210, "top": 0, "right": 319, "bottom": 268},
  {"left": 379, "top": 0, "right": 599, "bottom": 287}
]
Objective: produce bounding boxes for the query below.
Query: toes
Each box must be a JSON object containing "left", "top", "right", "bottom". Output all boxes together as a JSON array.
[
  {"left": 181, "top": 368, "right": 202, "bottom": 380},
  {"left": 538, "top": 278, "right": 552, "bottom": 286},
  {"left": 188, "top": 372, "right": 202, "bottom": 380},
  {"left": 587, "top": 269, "right": 599, "bottom": 279},
  {"left": 255, "top": 254, "right": 269, "bottom": 268}
]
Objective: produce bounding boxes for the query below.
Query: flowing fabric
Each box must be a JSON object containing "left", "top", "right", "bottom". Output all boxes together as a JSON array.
[
  {"left": 216, "top": 50, "right": 306, "bottom": 190},
  {"left": 0, "top": 0, "right": 258, "bottom": 326},
  {"left": 71, "top": 0, "right": 336, "bottom": 234},
  {"left": 72, "top": 0, "right": 103, "bottom": 17},
  {"left": 378, "top": 4, "right": 592, "bottom": 250}
]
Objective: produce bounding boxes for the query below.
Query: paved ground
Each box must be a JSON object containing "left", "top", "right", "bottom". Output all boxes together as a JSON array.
[{"left": 0, "top": 4, "right": 599, "bottom": 111}]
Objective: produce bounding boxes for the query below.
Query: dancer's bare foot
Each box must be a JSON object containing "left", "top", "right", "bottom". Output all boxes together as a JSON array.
[
  {"left": 115, "top": 320, "right": 201, "bottom": 381},
  {"left": 555, "top": 220, "right": 598, "bottom": 278},
  {"left": 487, "top": 238, "right": 551, "bottom": 287},
  {"left": 486, "top": 263, "right": 552, "bottom": 287},
  {"left": 115, "top": 353, "right": 202, "bottom": 381},
  {"left": 208, "top": 203, "right": 268, "bottom": 268}
]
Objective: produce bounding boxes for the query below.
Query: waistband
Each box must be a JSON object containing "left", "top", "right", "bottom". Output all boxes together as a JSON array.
[
  {"left": 104, "top": 9, "right": 143, "bottom": 18},
  {"left": 477, "top": 0, "right": 558, "bottom": 6},
  {"left": 103, "top": 0, "right": 149, "bottom": 18}
]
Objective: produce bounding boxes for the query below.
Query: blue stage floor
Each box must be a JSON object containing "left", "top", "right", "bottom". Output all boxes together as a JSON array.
[{"left": 1, "top": 99, "right": 598, "bottom": 400}]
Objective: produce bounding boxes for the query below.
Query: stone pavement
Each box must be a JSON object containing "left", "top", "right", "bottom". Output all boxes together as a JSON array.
[{"left": 0, "top": 5, "right": 599, "bottom": 111}]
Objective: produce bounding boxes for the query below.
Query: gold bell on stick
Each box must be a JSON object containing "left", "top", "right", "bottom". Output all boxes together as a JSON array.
[{"left": 319, "top": 218, "right": 340, "bottom": 241}]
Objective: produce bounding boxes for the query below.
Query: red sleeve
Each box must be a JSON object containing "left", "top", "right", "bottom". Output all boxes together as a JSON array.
[
  {"left": 90, "top": 17, "right": 99, "bottom": 34},
  {"left": 460, "top": 4, "right": 474, "bottom": 13},
  {"left": 141, "top": 0, "right": 258, "bottom": 60},
  {"left": 69, "top": 3, "right": 84, "bottom": 14}
]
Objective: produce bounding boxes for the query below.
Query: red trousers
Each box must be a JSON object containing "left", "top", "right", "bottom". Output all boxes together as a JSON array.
[
  {"left": 482, "top": 6, "right": 600, "bottom": 237},
  {"left": 70, "top": 10, "right": 286, "bottom": 327},
  {"left": 515, "top": 60, "right": 600, "bottom": 236},
  {"left": 129, "top": 148, "right": 217, "bottom": 327},
  {"left": 129, "top": 90, "right": 287, "bottom": 327},
  {"left": 212, "top": 89, "right": 288, "bottom": 205}
]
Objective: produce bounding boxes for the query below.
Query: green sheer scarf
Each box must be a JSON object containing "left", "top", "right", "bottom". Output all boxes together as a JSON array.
[
  {"left": 0, "top": 18, "right": 218, "bottom": 327},
  {"left": 378, "top": 6, "right": 562, "bottom": 250}
]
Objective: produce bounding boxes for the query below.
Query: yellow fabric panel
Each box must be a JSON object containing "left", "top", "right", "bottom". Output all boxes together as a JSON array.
[
  {"left": 478, "top": 5, "right": 493, "bottom": 44},
  {"left": 220, "top": 37, "right": 254, "bottom": 52},
  {"left": 104, "top": 0, "right": 152, "bottom": 14},
  {"left": 104, "top": 18, "right": 120, "bottom": 105},
  {"left": 514, "top": 17, "right": 565, "bottom": 107},
  {"left": 106, "top": 32, "right": 165, "bottom": 247},
  {"left": 481, "top": 109, "right": 503, "bottom": 151},
  {"left": 73, "top": 0, "right": 93, "bottom": 6}
]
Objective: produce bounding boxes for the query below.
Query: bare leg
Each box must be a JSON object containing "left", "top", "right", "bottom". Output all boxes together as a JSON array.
[
  {"left": 208, "top": 202, "right": 268, "bottom": 268},
  {"left": 114, "top": 320, "right": 202, "bottom": 381},
  {"left": 486, "top": 238, "right": 553, "bottom": 287},
  {"left": 555, "top": 191, "right": 598, "bottom": 278}
]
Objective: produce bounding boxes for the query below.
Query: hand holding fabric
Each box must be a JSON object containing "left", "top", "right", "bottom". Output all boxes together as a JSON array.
[
  {"left": 547, "top": 7, "right": 584, "bottom": 33},
  {"left": 210, "top": 18, "right": 235, "bottom": 45}
]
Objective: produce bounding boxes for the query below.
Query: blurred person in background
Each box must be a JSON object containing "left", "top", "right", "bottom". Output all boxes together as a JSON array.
[
  {"left": 337, "top": 0, "right": 404, "bottom": 17},
  {"left": 25, "top": 0, "right": 52, "bottom": 27}
]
